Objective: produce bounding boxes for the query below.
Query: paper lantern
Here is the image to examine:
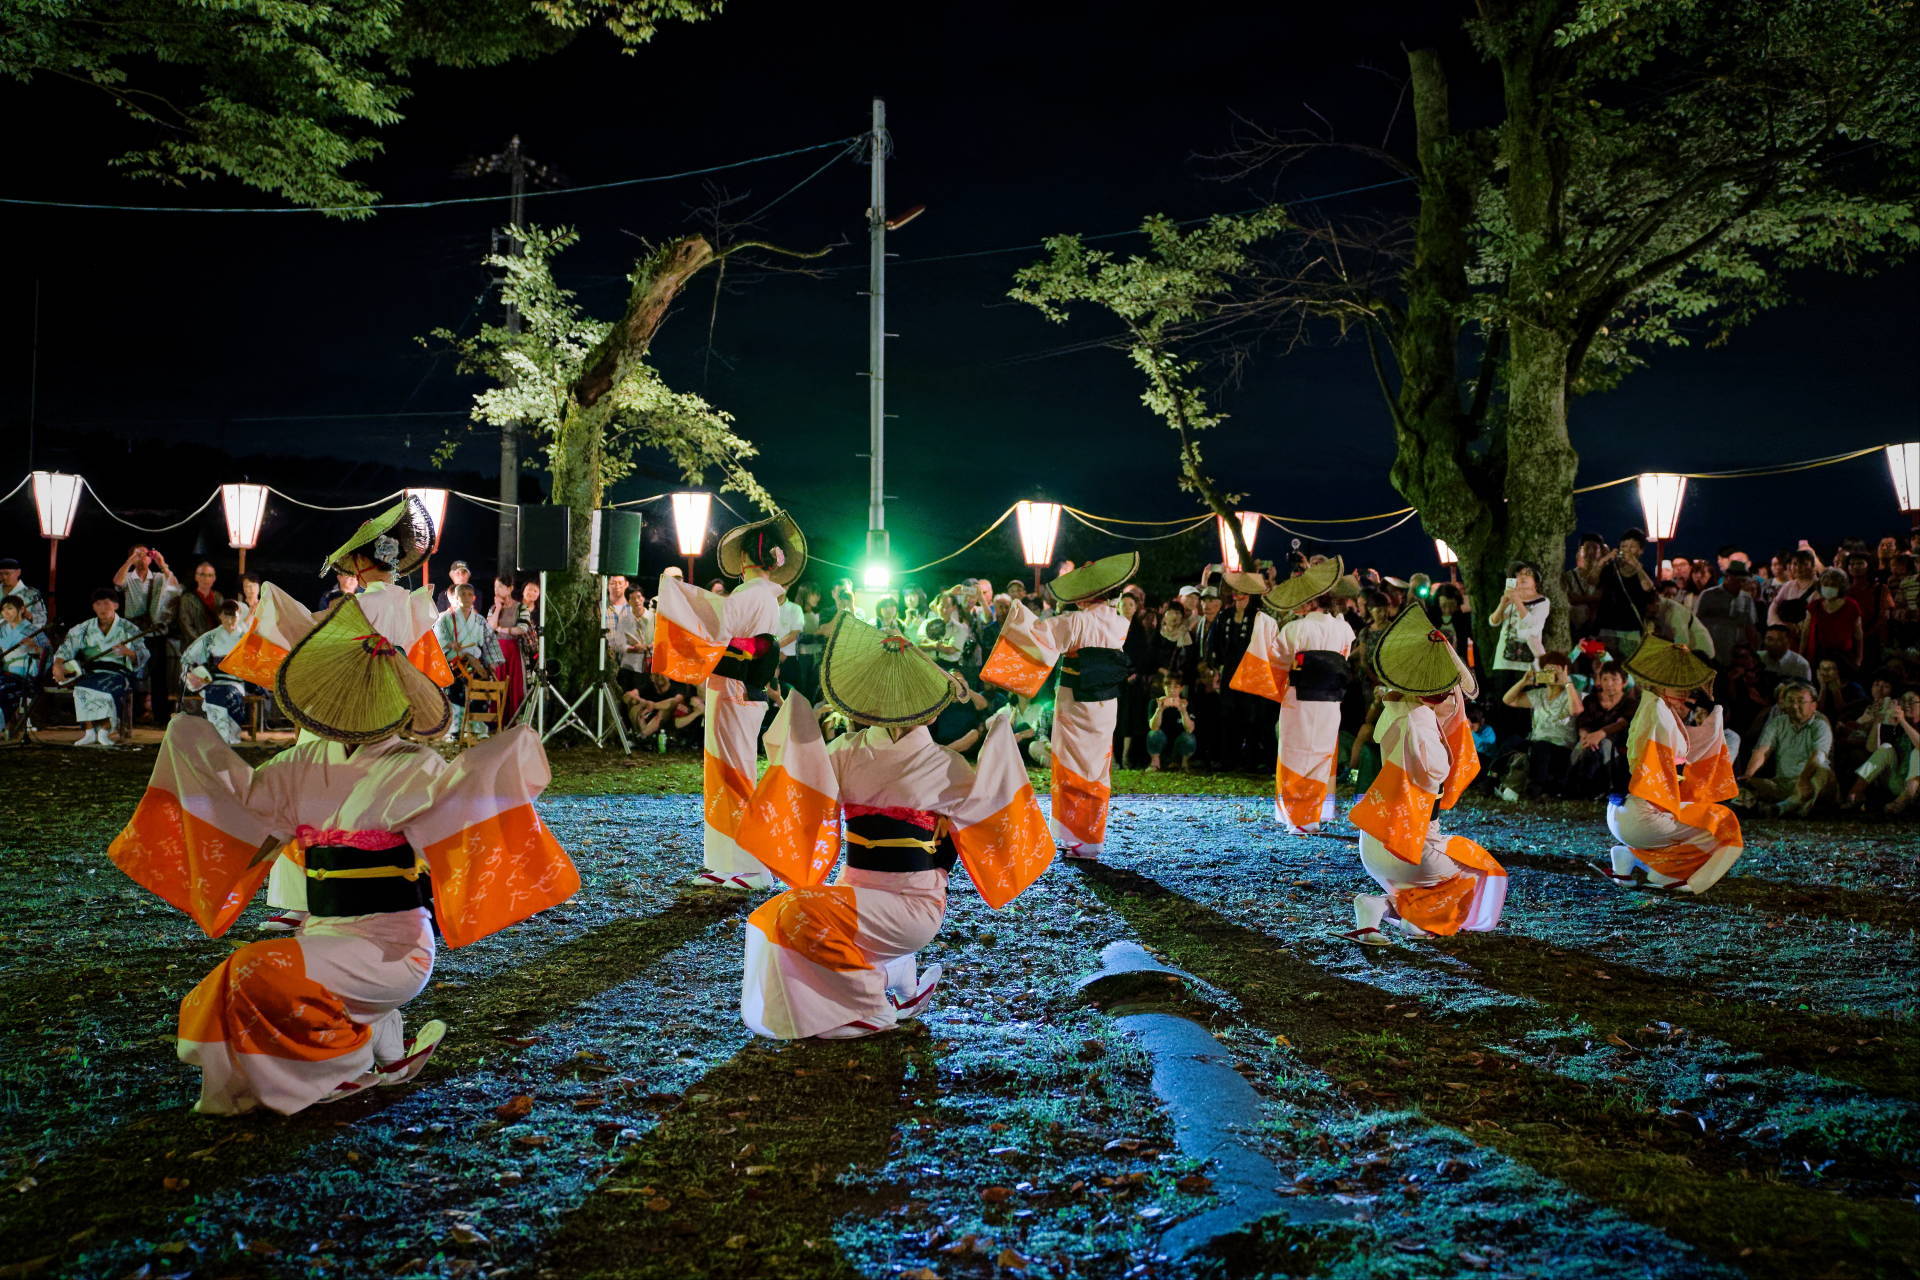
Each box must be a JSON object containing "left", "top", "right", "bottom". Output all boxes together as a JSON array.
[
  {"left": 1887, "top": 443, "right": 1920, "bottom": 514},
  {"left": 1014, "top": 501, "right": 1062, "bottom": 567},
  {"left": 671, "top": 492, "right": 713, "bottom": 558},
  {"left": 1435, "top": 539, "right": 1458, "bottom": 566},
  {"left": 220, "top": 483, "right": 269, "bottom": 550},
  {"left": 405, "top": 487, "right": 450, "bottom": 551},
  {"left": 31, "top": 471, "right": 82, "bottom": 540},
  {"left": 1636, "top": 473, "right": 1687, "bottom": 543},
  {"left": 1216, "top": 511, "right": 1261, "bottom": 572}
]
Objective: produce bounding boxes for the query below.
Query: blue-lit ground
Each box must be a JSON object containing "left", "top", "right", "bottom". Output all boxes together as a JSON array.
[{"left": 2, "top": 754, "right": 1914, "bottom": 1279}]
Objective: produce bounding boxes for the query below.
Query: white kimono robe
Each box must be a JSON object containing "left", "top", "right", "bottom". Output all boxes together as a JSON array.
[
  {"left": 1349, "top": 695, "right": 1507, "bottom": 935},
  {"left": 180, "top": 623, "right": 248, "bottom": 744},
  {"left": 108, "top": 717, "right": 576, "bottom": 1115},
  {"left": 1232, "top": 609, "right": 1352, "bottom": 831},
  {"left": 981, "top": 599, "right": 1129, "bottom": 855},
  {"left": 653, "top": 573, "right": 785, "bottom": 884},
  {"left": 733, "top": 698, "right": 1051, "bottom": 1038},
  {"left": 53, "top": 615, "right": 149, "bottom": 727}
]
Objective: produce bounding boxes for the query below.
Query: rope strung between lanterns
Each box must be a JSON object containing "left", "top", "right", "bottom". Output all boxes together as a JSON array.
[
  {"left": 0, "top": 475, "right": 27, "bottom": 508},
  {"left": 81, "top": 479, "right": 221, "bottom": 533},
  {"left": 266, "top": 486, "right": 403, "bottom": 512},
  {"left": 1262, "top": 508, "right": 1422, "bottom": 543},
  {"left": 1065, "top": 508, "right": 1216, "bottom": 542},
  {"left": 895, "top": 506, "right": 1017, "bottom": 573}
]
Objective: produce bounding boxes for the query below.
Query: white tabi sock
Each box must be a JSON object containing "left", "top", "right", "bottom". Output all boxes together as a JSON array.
[
  {"left": 1353, "top": 893, "right": 1388, "bottom": 931},
  {"left": 1609, "top": 845, "right": 1637, "bottom": 878}
]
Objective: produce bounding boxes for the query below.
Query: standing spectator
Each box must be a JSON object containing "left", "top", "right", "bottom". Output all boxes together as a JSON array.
[
  {"left": 1114, "top": 593, "right": 1152, "bottom": 769},
  {"left": 0, "top": 559, "right": 48, "bottom": 628},
  {"left": 233, "top": 573, "right": 262, "bottom": 626},
  {"left": 112, "top": 543, "right": 176, "bottom": 722},
  {"left": 488, "top": 576, "right": 526, "bottom": 723},
  {"left": 1564, "top": 661, "right": 1637, "bottom": 797},
  {"left": 1497, "top": 651, "right": 1582, "bottom": 800},
  {"left": 1594, "top": 529, "right": 1657, "bottom": 658},
  {"left": 608, "top": 586, "right": 652, "bottom": 694},
  {"left": 1648, "top": 584, "right": 1714, "bottom": 658},
  {"left": 1188, "top": 663, "right": 1224, "bottom": 768},
  {"left": 434, "top": 560, "right": 474, "bottom": 613},
  {"left": 1488, "top": 561, "right": 1551, "bottom": 675},
  {"left": 1431, "top": 584, "right": 1472, "bottom": 667},
  {"left": 1210, "top": 585, "right": 1259, "bottom": 767},
  {"left": 1564, "top": 534, "right": 1607, "bottom": 640},
  {"left": 1152, "top": 599, "right": 1197, "bottom": 683},
  {"left": 775, "top": 583, "right": 806, "bottom": 688},
  {"left": 1801, "top": 568, "right": 1864, "bottom": 674},
  {"left": 1693, "top": 560, "right": 1760, "bottom": 664},
  {"left": 1888, "top": 552, "right": 1919, "bottom": 658},
  {"left": 1843, "top": 551, "right": 1894, "bottom": 665},
  {"left": 1716, "top": 644, "right": 1774, "bottom": 740},
  {"left": 317, "top": 569, "right": 359, "bottom": 611},
  {"left": 1767, "top": 550, "right": 1820, "bottom": 629},
  {"left": 1740, "top": 682, "right": 1836, "bottom": 817},
  {"left": 601, "top": 573, "right": 629, "bottom": 628},
  {"left": 788, "top": 583, "right": 825, "bottom": 702}
]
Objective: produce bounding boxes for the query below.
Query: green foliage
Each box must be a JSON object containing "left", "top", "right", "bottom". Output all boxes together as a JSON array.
[
  {"left": 432, "top": 224, "right": 770, "bottom": 507},
  {"left": 0, "top": 1, "right": 723, "bottom": 211},
  {"left": 1011, "top": 209, "right": 1291, "bottom": 524}
]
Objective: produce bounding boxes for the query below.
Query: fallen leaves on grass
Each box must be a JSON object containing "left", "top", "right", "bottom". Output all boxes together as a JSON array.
[{"left": 493, "top": 1095, "right": 534, "bottom": 1121}]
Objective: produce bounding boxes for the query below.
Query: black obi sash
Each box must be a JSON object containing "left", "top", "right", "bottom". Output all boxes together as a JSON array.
[
  {"left": 844, "top": 812, "right": 957, "bottom": 875},
  {"left": 1289, "top": 650, "right": 1348, "bottom": 702},
  {"left": 1060, "top": 646, "right": 1129, "bottom": 701},
  {"left": 714, "top": 634, "right": 779, "bottom": 686},
  {"left": 304, "top": 844, "right": 430, "bottom": 917}
]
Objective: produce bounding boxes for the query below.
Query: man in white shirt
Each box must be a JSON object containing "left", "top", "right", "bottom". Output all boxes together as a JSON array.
[
  {"left": 112, "top": 544, "right": 178, "bottom": 721},
  {"left": 775, "top": 590, "right": 805, "bottom": 685},
  {"left": 1759, "top": 624, "right": 1813, "bottom": 687},
  {"left": 609, "top": 587, "right": 652, "bottom": 692}
]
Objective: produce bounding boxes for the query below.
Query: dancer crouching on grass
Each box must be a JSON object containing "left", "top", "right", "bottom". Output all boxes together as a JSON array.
[
  {"left": 106, "top": 586, "right": 578, "bottom": 1114},
  {"left": 734, "top": 613, "right": 1052, "bottom": 1040},
  {"left": 1342, "top": 604, "right": 1508, "bottom": 946}
]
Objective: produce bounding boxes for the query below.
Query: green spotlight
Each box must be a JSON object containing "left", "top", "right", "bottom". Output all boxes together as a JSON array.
[{"left": 861, "top": 561, "right": 892, "bottom": 589}]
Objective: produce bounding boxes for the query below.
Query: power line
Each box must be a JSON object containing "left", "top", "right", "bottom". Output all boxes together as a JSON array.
[{"left": 0, "top": 137, "right": 863, "bottom": 215}]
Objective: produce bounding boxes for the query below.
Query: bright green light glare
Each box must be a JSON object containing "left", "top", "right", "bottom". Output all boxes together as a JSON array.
[{"left": 861, "top": 562, "right": 892, "bottom": 589}]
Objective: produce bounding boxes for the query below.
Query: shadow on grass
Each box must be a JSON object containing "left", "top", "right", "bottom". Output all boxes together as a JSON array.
[
  {"left": 0, "top": 892, "right": 749, "bottom": 1271},
  {"left": 1073, "top": 861, "right": 1920, "bottom": 1280},
  {"left": 538, "top": 1029, "right": 938, "bottom": 1280}
]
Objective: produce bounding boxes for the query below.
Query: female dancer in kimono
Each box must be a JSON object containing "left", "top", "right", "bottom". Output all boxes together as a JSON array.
[
  {"left": 733, "top": 614, "right": 1053, "bottom": 1039},
  {"left": 1601, "top": 636, "right": 1744, "bottom": 893},
  {"left": 221, "top": 498, "right": 456, "bottom": 931},
  {"left": 980, "top": 552, "right": 1138, "bottom": 858},
  {"left": 653, "top": 511, "right": 805, "bottom": 890},
  {"left": 1343, "top": 604, "right": 1508, "bottom": 945},
  {"left": 1229, "top": 558, "right": 1356, "bottom": 833},
  {"left": 107, "top": 586, "right": 578, "bottom": 1115}
]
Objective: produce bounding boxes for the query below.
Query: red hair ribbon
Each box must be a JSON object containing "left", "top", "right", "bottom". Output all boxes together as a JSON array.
[
  {"left": 882, "top": 635, "right": 911, "bottom": 653},
  {"left": 355, "top": 633, "right": 398, "bottom": 656}
]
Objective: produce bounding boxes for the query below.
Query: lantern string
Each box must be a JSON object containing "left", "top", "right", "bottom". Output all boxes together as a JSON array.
[
  {"left": 267, "top": 487, "right": 404, "bottom": 512},
  {"left": 80, "top": 479, "right": 220, "bottom": 533},
  {"left": 1263, "top": 509, "right": 1421, "bottom": 543},
  {"left": 0, "top": 475, "right": 27, "bottom": 507},
  {"left": 1064, "top": 509, "right": 1216, "bottom": 541},
  {"left": 894, "top": 506, "right": 1017, "bottom": 574}
]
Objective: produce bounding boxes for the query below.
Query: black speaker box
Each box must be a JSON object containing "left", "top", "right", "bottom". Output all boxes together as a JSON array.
[
  {"left": 516, "top": 504, "right": 571, "bottom": 573},
  {"left": 596, "top": 510, "right": 642, "bottom": 576}
]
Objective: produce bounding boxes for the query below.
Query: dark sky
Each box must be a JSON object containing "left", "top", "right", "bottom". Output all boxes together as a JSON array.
[{"left": 4, "top": 0, "right": 1915, "bottom": 598}]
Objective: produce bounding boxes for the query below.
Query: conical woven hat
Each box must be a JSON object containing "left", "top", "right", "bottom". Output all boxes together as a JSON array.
[
  {"left": 819, "top": 613, "right": 956, "bottom": 728},
  {"left": 717, "top": 510, "right": 808, "bottom": 586},
  {"left": 1220, "top": 571, "right": 1269, "bottom": 596},
  {"left": 1048, "top": 552, "right": 1139, "bottom": 604},
  {"left": 275, "top": 595, "right": 451, "bottom": 742},
  {"left": 322, "top": 496, "right": 435, "bottom": 577},
  {"left": 1370, "top": 601, "right": 1478, "bottom": 698},
  {"left": 1264, "top": 556, "right": 1344, "bottom": 613},
  {"left": 1624, "top": 634, "right": 1715, "bottom": 691}
]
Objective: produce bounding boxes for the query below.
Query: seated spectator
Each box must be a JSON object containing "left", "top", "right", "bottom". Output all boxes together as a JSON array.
[
  {"left": 1767, "top": 550, "right": 1819, "bottom": 629},
  {"left": 1431, "top": 583, "right": 1471, "bottom": 666},
  {"left": 1564, "top": 661, "right": 1637, "bottom": 797},
  {"left": 1802, "top": 568, "right": 1864, "bottom": 675},
  {"left": 1146, "top": 671, "right": 1198, "bottom": 771},
  {"left": 52, "top": 587, "right": 150, "bottom": 747},
  {"left": 1716, "top": 644, "right": 1775, "bottom": 740},
  {"left": 1758, "top": 624, "right": 1813, "bottom": 688},
  {"left": 1497, "top": 650, "right": 1582, "bottom": 800},
  {"left": 1812, "top": 658, "right": 1866, "bottom": 724},
  {"left": 1888, "top": 552, "right": 1919, "bottom": 658},
  {"left": 1841, "top": 686, "right": 1920, "bottom": 815},
  {"left": 234, "top": 573, "right": 262, "bottom": 626},
  {"left": 1693, "top": 560, "right": 1760, "bottom": 663},
  {"left": 1739, "top": 681, "right": 1836, "bottom": 817},
  {"left": 623, "top": 671, "right": 703, "bottom": 745},
  {"left": 919, "top": 616, "right": 964, "bottom": 669}
]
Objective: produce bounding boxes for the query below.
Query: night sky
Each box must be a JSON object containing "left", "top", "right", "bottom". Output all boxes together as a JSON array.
[{"left": 4, "top": 0, "right": 1915, "bottom": 601}]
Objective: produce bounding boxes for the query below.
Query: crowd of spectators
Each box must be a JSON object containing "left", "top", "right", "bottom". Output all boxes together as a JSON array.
[{"left": 6, "top": 528, "right": 1919, "bottom": 825}]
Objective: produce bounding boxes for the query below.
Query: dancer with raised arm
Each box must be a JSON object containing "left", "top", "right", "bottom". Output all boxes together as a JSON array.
[
  {"left": 734, "top": 614, "right": 1052, "bottom": 1039},
  {"left": 654, "top": 511, "right": 806, "bottom": 890},
  {"left": 979, "top": 552, "right": 1138, "bottom": 858}
]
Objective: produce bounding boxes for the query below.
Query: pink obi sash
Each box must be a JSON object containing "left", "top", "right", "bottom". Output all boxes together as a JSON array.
[
  {"left": 843, "top": 803, "right": 937, "bottom": 832},
  {"left": 295, "top": 825, "right": 408, "bottom": 851}
]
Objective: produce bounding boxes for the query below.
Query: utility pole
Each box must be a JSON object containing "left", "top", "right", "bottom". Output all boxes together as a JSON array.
[{"left": 864, "top": 98, "right": 889, "bottom": 583}]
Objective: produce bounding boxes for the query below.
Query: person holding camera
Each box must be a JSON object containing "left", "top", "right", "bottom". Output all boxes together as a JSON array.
[
  {"left": 1146, "top": 672, "right": 1197, "bottom": 771},
  {"left": 1497, "top": 651, "right": 1582, "bottom": 800}
]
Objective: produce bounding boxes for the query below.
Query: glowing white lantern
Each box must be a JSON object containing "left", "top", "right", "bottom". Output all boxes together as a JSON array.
[
  {"left": 1435, "top": 539, "right": 1458, "bottom": 566},
  {"left": 1887, "top": 443, "right": 1920, "bottom": 514},
  {"left": 671, "top": 492, "right": 713, "bottom": 558},
  {"left": 1014, "top": 501, "right": 1062, "bottom": 567},
  {"left": 405, "top": 487, "right": 450, "bottom": 550},
  {"left": 31, "top": 471, "right": 82, "bottom": 540},
  {"left": 1636, "top": 473, "right": 1688, "bottom": 543},
  {"left": 1216, "top": 511, "right": 1261, "bottom": 572},
  {"left": 221, "top": 484, "right": 269, "bottom": 550}
]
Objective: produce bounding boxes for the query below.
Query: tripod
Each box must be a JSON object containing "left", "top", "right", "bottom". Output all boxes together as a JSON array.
[{"left": 509, "top": 571, "right": 631, "bottom": 751}]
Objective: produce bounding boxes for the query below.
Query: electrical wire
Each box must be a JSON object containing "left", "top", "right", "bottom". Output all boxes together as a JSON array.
[{"left": 0, "top": 137, "right": 865, "bottom": 215}]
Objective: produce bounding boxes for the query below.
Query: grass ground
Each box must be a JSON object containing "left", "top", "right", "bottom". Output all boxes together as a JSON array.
[{"left": 0, "top": 741, "right": 1914, "bottom": 1279}]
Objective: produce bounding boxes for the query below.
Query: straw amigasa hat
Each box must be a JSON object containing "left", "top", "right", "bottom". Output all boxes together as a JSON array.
[
  {"left": 819, "top": 612, "right": 957, "bottom": 728},
  {"left": 1048, "top": 552, "right": 1140, "bottom": 605},
  {"left": 321, "top": 495, "right": 436, "bottom": 577},
  {"left": 275, "top": 594, "right": 451, "bottom": 742},
  {"left": 717, "top": 510, "right": 808, "bottom": 587},
  {"left": 1220, "top": 570, "right": 1269, "bottom": 596},
  {"left": 1264, "top": 555, "right": 1345, "bottom": 614},
  {"left": 1370, "top": 600, "right": 1478, "bottom": 698},
  {"left": 1624, "top": 634, "right": 1715, "bottom": 693}
]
